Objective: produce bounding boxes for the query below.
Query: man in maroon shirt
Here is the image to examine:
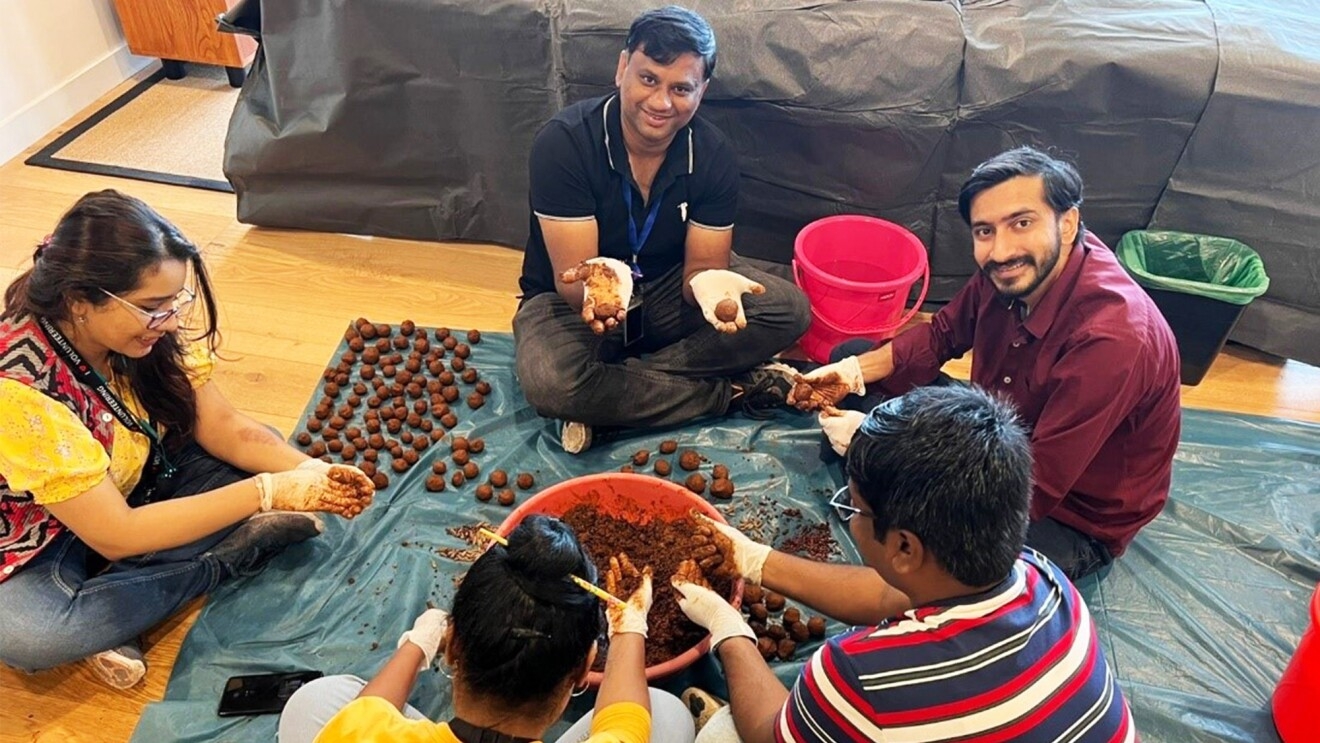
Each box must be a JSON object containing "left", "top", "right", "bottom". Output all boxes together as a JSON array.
[{"left": 791, "top": 146, "right": 1181, "bottom": 579}]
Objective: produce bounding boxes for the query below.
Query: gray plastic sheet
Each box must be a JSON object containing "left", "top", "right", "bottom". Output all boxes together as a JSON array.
[
  {"left": 225, "top": 0, "right": 1320, "bottom": 365},
  {"left": 130, "top": 331, "right": 1318, "bottom": 742}
]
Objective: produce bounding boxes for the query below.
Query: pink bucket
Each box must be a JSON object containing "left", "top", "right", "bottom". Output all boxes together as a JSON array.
[
  {"left": 793, "top": 215, "right": 930, "bottom": 363},
  {"left": 1273, "top": 583, "right": 1320, "bottom": 742}
]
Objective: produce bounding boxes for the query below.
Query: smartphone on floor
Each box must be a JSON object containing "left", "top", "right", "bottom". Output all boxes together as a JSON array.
[{"left": 216, "top": 670, "right": 323, "bottom": 717}]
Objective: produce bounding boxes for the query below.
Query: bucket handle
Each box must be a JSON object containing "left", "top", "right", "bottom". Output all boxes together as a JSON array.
[{"left": 879, "top": 258, "right": 930, "bottom": 333}]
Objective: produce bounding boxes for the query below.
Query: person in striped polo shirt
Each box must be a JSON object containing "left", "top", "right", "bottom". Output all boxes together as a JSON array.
[{"left": 673, "top": 384, "right": 1137, "bottom": 742}]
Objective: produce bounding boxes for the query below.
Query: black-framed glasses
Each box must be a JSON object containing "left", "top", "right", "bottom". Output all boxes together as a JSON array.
[
  {"left": 101, "top": 287, "right": 196, "bottom": 330},
  {"left": 829, "top": 485, "right": 867, "bottom": 522}
]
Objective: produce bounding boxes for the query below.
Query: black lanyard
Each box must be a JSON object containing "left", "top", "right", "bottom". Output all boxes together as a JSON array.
[
  {"left": 36, "top": 317, "right": 176, "bottom": 492},
  {"left": 621, "top": 177, "right": 665, "bottom": 280},
  {"left": 449, "top": 718, "right": 538, "bottom": 743}
]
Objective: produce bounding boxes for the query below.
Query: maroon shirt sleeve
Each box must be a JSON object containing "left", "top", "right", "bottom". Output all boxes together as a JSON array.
[
  {"left": 1027, "top": 330, "right": 1151, "bottom": 520},
  {"left": 880, "top": 278, "right": 982, "bottom": 395}
]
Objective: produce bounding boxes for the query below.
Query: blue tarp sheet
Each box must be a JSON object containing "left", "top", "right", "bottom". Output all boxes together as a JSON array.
[{"left": 131, "top": 330, "right": 1319, "bottom": 742}]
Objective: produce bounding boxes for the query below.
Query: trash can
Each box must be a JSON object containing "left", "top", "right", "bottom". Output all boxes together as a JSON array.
[{"left": 1116, "top": 231, "right": 1270, "bottom": 386}]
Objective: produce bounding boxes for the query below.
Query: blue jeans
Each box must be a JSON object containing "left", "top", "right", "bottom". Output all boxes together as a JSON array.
[
  {"left": 0, "top": 442, "right": 250, "bottom": 672},
  {"left": 514, "top": 255, "right": 811, "bottom": 428}
]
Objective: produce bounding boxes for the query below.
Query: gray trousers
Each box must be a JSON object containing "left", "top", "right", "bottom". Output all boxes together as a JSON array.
[
  {"left": 514, "top": 256, "right": 811, "bottom": 429},
  {"left": 277, "top": 674, "right": 698, "bottom": 743}
]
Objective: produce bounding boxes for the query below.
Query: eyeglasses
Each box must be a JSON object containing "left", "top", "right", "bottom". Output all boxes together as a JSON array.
[
  {"left": 829, "top": 485, "right": 869, "bottom": 522},
  {"left": 101, "top": 287, "right": 196, "bottom": 330}
]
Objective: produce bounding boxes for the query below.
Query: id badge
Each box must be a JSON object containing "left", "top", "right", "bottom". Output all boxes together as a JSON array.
[{"left": 623, "top": 289, "right": 645, "bottom": 347}]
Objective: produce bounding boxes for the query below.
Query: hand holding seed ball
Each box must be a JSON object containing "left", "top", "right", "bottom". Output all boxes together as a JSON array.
[
  {"left": 689, "top": 268, "right": 766, "bottom": 333},
  {"left": 559, "top": 257, "right": 633, "bottom": 335}
]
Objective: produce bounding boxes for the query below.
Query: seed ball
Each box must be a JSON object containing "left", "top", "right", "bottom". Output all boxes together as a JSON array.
[
  {"left": 442, "top": 386, "right": 459, "bottom": 403},
  {"left": 767, "top": 623, "right": 787, "bottom": 641},
  {"left": 461, "top": 368, "right": 478, "bottom": 384},
  {"left": 452, "top": 449, "right": 470, "bottom": 466},
  {"left": 475, "top": 484, "right": 494, "bottom": 501},
  {"left": 362, "top": 449, "right": 378, "bottom": 462},
  {"left": 405, "top": 358, "right": 422, "bottom": 374},
  {"left": 392, "top": 458, "right": 409, "bottom": 474},
  {"left": 516, "top": 472, "right": 534, "bottom": 490},
  {"left": 439, "top": 370, "right": 455, "bottom": 386},
  {"left": 362, "top": 347, "right": 380, "bottom": 364},
  {"left": 712, "top": 464, "right": 730, "bottom": 480},
  {"left": 327, "top": 439, "right": 344, "bottom": 453},
  {"left": 654, "top": 460, "right": 672, "bottom": 476},
  {"left": 466, "top": 393, "right": 485, "bottom": 410},
  {"left": 789, "top": 621, "right": 811, "bottom": 642},
  {"left": 296, "top": 431, "right": 313, "bottom": 446},
  {"left": 348, "top": 337, "right": 365, "bottom": 352},
  {"left": 783, "top": 607, "right": 801, "bottom": 624},
  {"left": 684, "top": 473, "right": 707, "bottom": 494},
  {"left": 352, "top": 382, "right": 368, "bottom": 396},
  {"left": 632, "top": 449, "right": 650, "bottom": 466},
  {"left": 341, "top": 444, "right": 357, "bottom": 459},
  {"left": 425, "top": 475, "right": 446, "bottom": 492},
  {"left": 392, "top": 335, "right": 409, "bottom": 350},
  {"left": 451, "top": 471, "right": 465, "bottom": 487},
  {"left": 620, "top": 465, "right": 635, "bottom": 473},
  {"left": 388, "top": 444, "right": 404, "bottom": 459},
  {"left": 368, "top": 433, "right": 386, "bottom": 449},
  {"left": 710, "top": 478, "right": 735, "bottom": 499},
  {"left": 750, "top": 603, "right": 769, "bottom": 621},
  {"left": 428, "top": 360, "right": 445, "bottom": 376},
  {"left": 715, "top": 298, "right": 739, "bottom": 323},
  {"left": 402, "top": 449, "right": 419, "bottom": 464},
  {"left": 400, "top": 320, "right": 416, "bottom": 336},
  {"left": 359, "top": 461, "right": 377, "bottom": 477},
  {"left": 435, "top": 327, "right": 451, "bottom": 341},
  {"left": 765, "top": 592, "right": 786, "bottom": 612},
  {"left": 451, "top": 358, "right": 466, "bottom": 372},
  {"left": 442, "top": 336, "right": 458, "bottom": 350},
  {"left": 306, "top": 418, "right": 323, "bottom": 432},
  {"left": 451, "top": 436, "right": 469, "bottom": 452},
  {"left": 467, "top": 329, "right": 481, "bottom": 343},
  {"left": 757, "top": 637, "right": 777, "bottom": 660},
  {"left": 431, "top": 428, "right": 445, "bottom": 441},
  {"left": 462, "top": 462, "right": 479, "bottom": 480},
  {"left": 372, "top": 472, "right": 389, "bottom": 489},
  {"left": 413, "top": 436, "right": 430, "bottom": 452},
  {"left": 441, "top": 413, "right": 458, "bottom": 429},
  {"left": 431, "top": 460, "right": 448, "bottom": 475},
  {"left": 382, "top": 364, "right": 396, "bottom": 378},
  {"left": 489, "top": 470, "right": 508, "bottom": 487},
  {"left": 360, "top": 323, "right": 378, "bottom": 340},
  {"left": 679, "top": 449, "right": 702, "bottom": 471},
  {"left": 324, "top": 382, "right": 341, "bottom": 398},
  {"left": 469, "top": 438, "right": 485, "bottom": 453},
  {"left": 406, "top": 413, "right": 423, "bottom": 428},
  {"left": 807, "top": 616, "right": 827, "bottom": 638},
  {"left": 413, "top": 338, "right": 430, "bottom": 354},
  {"left": 497, "top": 489, "right": 516, "bottom": 506},
  {"left": 659, "top": 439, "right": 678, "bottom": 454},
  {"left": 475, "top": 381, "right": 492, "bottom": 395},
  {"left": 375, "top": 338, "right": 391, "bottom": 352},
  {"left": 777, "top": 639, "right": 797, "bottom": 661},
  {"left": 743, "top": 585, "right": 764, "bottom": 604},
  {"left": 454, "top": 344, "right": 471, "bottom": 359},
  {"left": 309, "top": 441, "right": 327, "bottom": 457},
  {"left": 413, "top": 400, "right": 428, "bottom": 414},
  {"left": 360, "top": 365, "right": 376, "bottom": 380},
  {"left": 386, "top": 419, "right": 403, "bottom": 434}
]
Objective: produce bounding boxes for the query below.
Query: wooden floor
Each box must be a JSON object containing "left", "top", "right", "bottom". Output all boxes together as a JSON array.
[{"left": 2, "top": 77, "right": 1318, "bottom": 743}]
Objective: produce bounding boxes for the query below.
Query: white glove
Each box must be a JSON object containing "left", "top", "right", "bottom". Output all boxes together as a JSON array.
[
  {"left": 254, "top": 466, "right": 374, "bottom": 518},
  {"left": 604, "top": 554, "right": 653, "bottom": 638},
  {"left": 295, "top": 458, "right": 333, "bottom": 475},
  {"left": 692, "top": 514, "right": 772, "bottom": 585},
  {"left": 559, "top": 257, "right": 634, "bottom": 334},
  {"left": 689, "top": 269, "right": 766, "bottom": 333},
  {"left": 820, "top": 410, "right": 866, "bottom": 456},
  {"left": 802, "top": 356, "right": 867, "bottom": 402},
  {"left": 673, "top": 580, "right": 756, "bottom": 650},
  {"left": 397, "top": 608, "right": 450, "bottom": 672}
]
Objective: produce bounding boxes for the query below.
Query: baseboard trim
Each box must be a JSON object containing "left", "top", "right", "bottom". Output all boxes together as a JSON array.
[{"left": 0, "top": 43, "right": 156, "bottom": 167}]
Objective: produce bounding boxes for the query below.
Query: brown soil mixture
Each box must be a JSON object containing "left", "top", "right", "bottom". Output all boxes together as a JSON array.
[{"left": 560, "top": 505, "right": 734, "bottom": 668}]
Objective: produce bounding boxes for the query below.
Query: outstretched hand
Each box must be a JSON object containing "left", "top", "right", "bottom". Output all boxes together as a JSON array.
[
  {"left": 259, "top": 466, "right": 374, "bottom": 518},
  {"left": 689, "top": 511, "right": 772, "bottom": 584},
  {"left": 786, "top": 357, "right": 866, "bottom": 413},
  {"left": 689, "top": 269, "right": 766, "bottom": 333},
  {"left": 559, "top": 257, "right": 634, "bottom": 334}
]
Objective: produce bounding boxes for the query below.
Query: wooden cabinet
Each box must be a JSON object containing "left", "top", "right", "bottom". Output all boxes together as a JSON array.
[{"left": 111, "top": 0, "right": 257, "bottom": 87}]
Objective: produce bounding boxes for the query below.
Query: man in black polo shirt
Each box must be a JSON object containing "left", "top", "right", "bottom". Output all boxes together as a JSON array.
[{"left": 513, "top": 6, "right": 811, "bottom": 453}]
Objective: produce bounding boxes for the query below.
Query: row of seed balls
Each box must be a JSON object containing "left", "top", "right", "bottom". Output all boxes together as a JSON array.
[{"left": 292, "top": 319, "right": 529, "bottom": 505}]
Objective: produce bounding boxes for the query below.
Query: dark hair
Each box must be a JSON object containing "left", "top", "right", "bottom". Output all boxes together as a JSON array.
[
  {"left": 957, "top": 146, "right": 1085, "bottom": 247},
  {"left": 450, "top": 515, "right": 602, "bottom": 708},
  {"left": 2, "top": 190, "right": 219, "bottom": 447},
  {"left": 625, "top": 5, "right": 717, "bottom": 80},
  {"left": 845, "top": 385, "right": 1032, "bottom": 587}
]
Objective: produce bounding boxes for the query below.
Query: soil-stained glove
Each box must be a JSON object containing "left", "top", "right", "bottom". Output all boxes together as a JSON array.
[
  {"left": 604, "top": 552, "right": 653, "bottom": 638},
  {"left": 559, "top": 257, "right": 634, "bottom": 335},
  {"left": 295, "top": 458, "right": 333, "bottom": 475},
  {"left": 788, "top": 357, "right": 866, "bottom": 411},
  {"left": 690, "top": 513, "right": 772, "bottom": 585},
  {"left": 689, "top": 269, "right": 766, "bottom": 334},
  {"left": 397, "top": 608, "right": 450, "bottom": 672},
  {"left": 821, "top": 410, "right": 866, "bottom": 456},
  {"left": 673, "top": 579, "right": 756, "bottom": 651},
  {"left": 254, "top": 466, "right": 374, "bottom": 518}
]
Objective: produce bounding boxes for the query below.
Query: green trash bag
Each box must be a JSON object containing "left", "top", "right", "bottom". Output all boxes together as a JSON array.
[{"left": 1116, "top": 231, "right": 1269, "bottom": 306}]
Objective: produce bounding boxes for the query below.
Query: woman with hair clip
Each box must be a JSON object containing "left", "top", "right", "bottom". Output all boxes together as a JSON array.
[
  {"left": 280, "top": 514, "right": 699, "bottom": 743},
  {"left": 0, "top": 190, "right": 375, "bottom": 690}
]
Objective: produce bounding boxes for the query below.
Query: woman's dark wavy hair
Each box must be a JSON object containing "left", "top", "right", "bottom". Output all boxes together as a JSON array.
[
  {"left": 2, "top": 190, "right": 219, "bottom": 448},
  {"left": 450, "top": 514, "right": 603, "bottom": 707}
]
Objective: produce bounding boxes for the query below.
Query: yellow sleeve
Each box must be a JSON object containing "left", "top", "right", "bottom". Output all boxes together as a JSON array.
[
  {"left": 313, "top": 697, "right": 450, "bottom": 743},
  {"left": 0, "top": 379, "right": 111, "bottom": 504},
  {"left": 585, "top": 702, "right": 651, "bottom": 743},
  {"left": 182, "top": 343, "right": 216, "bottom": 388}
]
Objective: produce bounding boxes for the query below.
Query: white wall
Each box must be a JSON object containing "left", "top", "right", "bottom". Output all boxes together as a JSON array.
[{"left": 0, "top": 0, "right": 155, "bottom": 166}]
